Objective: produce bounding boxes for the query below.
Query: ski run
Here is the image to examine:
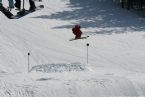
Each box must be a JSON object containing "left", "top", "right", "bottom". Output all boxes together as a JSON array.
[{"left": 1, "top": 0, "right": 145, "bottom": 97}]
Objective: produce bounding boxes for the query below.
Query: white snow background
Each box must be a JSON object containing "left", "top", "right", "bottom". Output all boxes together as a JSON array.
[{"left": 0, "top": 0, "right": 145, "bottom": 97}]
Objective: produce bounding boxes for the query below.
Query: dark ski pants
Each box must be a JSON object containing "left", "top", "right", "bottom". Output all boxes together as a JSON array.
[
  {"left": 29, "top": 0, "right": 35, "bottom": 8},
  {"left": 15, "top": 0, "right": 35, "bottom": 9},
  {"left": 15, "top": 0, "right": 21, "bottom": 9}
]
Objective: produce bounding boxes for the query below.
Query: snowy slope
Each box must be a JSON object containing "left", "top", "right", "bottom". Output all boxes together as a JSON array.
[{"left": 1, "top": 0, "right": 145, "bottom": 96}]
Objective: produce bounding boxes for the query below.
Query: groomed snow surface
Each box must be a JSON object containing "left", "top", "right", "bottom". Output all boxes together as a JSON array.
[{"left": 1, "top": 0, "right": 145, "bottom": 97}]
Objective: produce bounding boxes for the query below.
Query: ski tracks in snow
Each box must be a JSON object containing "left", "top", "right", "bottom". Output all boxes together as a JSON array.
[{"left": 0, "top": 81, "right": 37, "bottom": 97}]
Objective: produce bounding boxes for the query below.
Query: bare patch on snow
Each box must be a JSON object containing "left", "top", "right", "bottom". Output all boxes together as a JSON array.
[{"left": 31, "top": 63, "right": 88, "bottom": 73}]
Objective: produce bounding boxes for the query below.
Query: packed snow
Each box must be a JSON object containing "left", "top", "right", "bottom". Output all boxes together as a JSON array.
[{"left": 0, "top": 0, "right": 145, "bottom": 97}]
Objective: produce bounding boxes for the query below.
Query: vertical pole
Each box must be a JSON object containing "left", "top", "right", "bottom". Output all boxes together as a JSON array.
[
  {"left": 86, "top": 43, "right": 89, "bottom": 64},
  {"left": 22, "top": 0, "right": 25, "bottom": 14},
  {"left": 28, "top": 52, "right": 30, "bottom": 72},
  {"left": 23, "top": 0, "right": 25, "bottom": 10}
]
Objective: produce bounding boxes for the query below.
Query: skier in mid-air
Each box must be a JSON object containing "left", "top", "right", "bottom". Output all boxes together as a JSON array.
[{"left": 72, "top": 25, "right": 83, "bottom": 39}]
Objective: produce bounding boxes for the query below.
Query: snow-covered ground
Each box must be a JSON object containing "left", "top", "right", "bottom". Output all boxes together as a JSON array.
[{"left": 1, "top": 0, "right": 145, "bottom": 97}]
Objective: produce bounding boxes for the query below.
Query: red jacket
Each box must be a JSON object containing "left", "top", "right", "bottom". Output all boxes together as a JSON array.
[{"left": 72, "top": 26, "right": 82, "bottom": 36}]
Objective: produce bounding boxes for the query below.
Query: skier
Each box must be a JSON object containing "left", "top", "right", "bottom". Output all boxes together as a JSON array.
[
  {"left": 72, "top": 25, "right": 83, "bottom": 39},
  {"left": 0, "top": 0, "right": 14, "bottom": 10},
  {"left": 14, "top": 0, "right": 36, "bottom": 11}
]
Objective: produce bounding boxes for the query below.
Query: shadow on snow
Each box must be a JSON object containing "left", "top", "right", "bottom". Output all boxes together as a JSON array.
[{"left": 32, "top": 0, "right": 145, "bottom": 35}]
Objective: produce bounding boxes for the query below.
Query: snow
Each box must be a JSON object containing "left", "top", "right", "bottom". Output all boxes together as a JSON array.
[{"left": 0, "top": 0, "right": 145, "bottom": 96}]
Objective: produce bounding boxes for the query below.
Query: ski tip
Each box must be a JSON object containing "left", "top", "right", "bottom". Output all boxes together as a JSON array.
[{"left": 69, "top": 36, "right": 89, "bottom": 41}]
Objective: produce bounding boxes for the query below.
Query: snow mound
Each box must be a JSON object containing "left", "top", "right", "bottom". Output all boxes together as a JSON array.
[{"left": 31, "top": 63, "right": 87, "bottom": 73}]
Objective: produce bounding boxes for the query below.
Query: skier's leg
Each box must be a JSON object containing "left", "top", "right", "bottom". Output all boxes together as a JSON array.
[
  {"left": 0, "top": 0, "right": 2, "bottom": 6},
  {"left": 8, "top": 0, "right": 14, "bottom": 10},
  {"left": 78, "top": 34, "right": 81, "bottom": 39},
  {"left": 0, "top": 1, "right": 2, "bottom": 11},
  {"left": 75, "top": 35, "right": 77, "bottom": 39},
  {"left": 79, "top": 32, "right": 82, "bottom": 38},
  {"left": 14, "top": 0, "right": 21, "bottom": 9},
  {"left": 75, "top": 33, "right": 80, "bottom": 39},
  {"left": 29, "top": 0, "right": 36, "bottom": 11}
]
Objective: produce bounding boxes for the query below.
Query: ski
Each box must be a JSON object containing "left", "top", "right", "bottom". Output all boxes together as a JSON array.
[
  {"left": 0, "top": 6, "right": 14, "bottom": 19},
  {"left": 69, "top": 36, "right": 89, "bottom": 41}
]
